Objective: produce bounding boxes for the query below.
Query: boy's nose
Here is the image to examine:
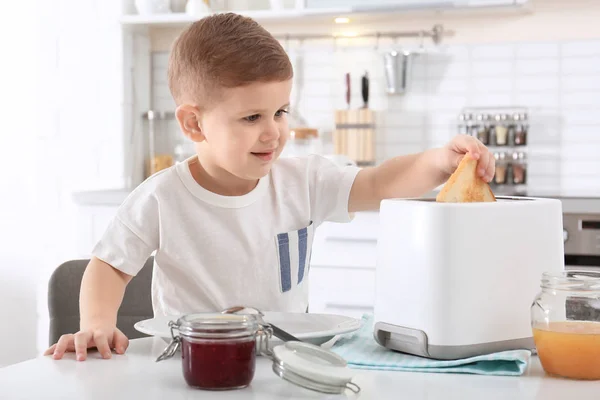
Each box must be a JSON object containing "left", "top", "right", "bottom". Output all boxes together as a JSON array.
[{"left": 260, "top": 123, "right": 280, "bottom": 142}]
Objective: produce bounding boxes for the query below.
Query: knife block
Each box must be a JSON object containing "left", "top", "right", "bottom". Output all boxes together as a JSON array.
[{"left": 334, "top": 109, "right": 375, "bottom": 165}]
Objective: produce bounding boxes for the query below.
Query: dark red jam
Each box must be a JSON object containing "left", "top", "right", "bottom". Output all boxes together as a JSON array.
[{"left": 181, "top": 336, "right": 256, "bottom": 390}]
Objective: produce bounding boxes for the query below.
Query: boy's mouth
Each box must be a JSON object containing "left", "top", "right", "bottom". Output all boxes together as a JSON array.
[{"left": 251, "top": 151, "right": 275, "bottom": 162}]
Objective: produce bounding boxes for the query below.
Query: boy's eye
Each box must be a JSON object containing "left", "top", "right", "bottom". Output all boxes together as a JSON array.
[
  {"left": 244, "top": 114, "right": 260, "bottom": 122},
  {"left": 275, "top": 109, "right": 289, "bottom": 117}
]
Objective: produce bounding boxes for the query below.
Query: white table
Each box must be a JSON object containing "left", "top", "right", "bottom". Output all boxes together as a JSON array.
[{"left": 0, "top": 337, "right": 598, "bottom": 399}]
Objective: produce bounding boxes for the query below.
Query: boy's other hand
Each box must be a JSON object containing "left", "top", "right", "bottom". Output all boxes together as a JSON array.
[
  {"left": 438, "top": 134, "right": 495, "bottom": 182},
  {"left": 44, "top": 326, "right": 129, "bottom": 361}
]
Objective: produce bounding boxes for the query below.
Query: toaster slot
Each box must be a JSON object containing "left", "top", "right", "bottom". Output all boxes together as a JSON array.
[{"left": 390, "top": 196, "right": 534, "bottom": 203}]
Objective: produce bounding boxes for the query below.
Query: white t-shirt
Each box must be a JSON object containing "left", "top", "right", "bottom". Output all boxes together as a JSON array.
[{"left": 92, "top": 154, "right": 360, "bottom": 317}]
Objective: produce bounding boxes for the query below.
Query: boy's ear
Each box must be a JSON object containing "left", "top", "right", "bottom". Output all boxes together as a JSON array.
[{"left": 176, "top": 104, "right": 205, "bottom": 143}]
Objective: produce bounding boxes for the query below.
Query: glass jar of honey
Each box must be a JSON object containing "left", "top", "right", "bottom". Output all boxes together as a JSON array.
[{"left": 531, "top": 270, "right": 600, "bottom": 380}]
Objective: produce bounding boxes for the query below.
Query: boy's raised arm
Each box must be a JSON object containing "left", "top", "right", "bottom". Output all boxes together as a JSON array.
[{"left": 348, "top": 134, "right": 495, "bottom": 213}]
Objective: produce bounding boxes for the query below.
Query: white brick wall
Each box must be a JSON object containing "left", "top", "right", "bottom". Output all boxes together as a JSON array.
[{"left": 149, "top": 38, "right": 600, "bottom": 196}]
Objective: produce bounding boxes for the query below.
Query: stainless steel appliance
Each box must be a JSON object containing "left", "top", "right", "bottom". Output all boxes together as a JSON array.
[
  {"left": 563, "top": 211, "right": 600, "bottom": 322},
  {"left": 563, "top": 212, "right": 600, "bottom": 272}
]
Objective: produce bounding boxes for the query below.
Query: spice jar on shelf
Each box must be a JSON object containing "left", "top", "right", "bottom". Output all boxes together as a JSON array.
[
  {"left": 512, "top": 151, "right": 527, "bottom": 184},
  {"left": 458, "top": 114, "right": 468, "bottom": 135},
  {"left": 514, "top": 113, "right": 528, "bottom": 146},
  {"left": 494, "top": 152, "right": 509, "bottom": 185},
  {"left": 465, "top": 113, "right": 475, "bottom": 136},
  {"left": 475, "top": 114, "right": 489, "bottom": 144},
  {"left": 494, "top": 114, "right": 509, "bottom": 146}
]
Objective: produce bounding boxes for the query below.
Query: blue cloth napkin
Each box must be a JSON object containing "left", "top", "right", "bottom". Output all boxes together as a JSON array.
[{"left": 330, "top": 314, "right": 531, "bottom": 376}]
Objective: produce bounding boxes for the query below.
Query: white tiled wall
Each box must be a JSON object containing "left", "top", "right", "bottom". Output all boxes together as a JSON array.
[{"left": 151, "top": 38, "right": 600, "bottom": 196}]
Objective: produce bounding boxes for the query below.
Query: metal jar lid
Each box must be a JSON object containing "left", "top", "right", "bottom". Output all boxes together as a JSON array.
[
  {"left": 270, "top": 341, "right": 360, "bottom": 395},
  {"left": 175, "top": 313, "right": 259, "bottom": 339}
]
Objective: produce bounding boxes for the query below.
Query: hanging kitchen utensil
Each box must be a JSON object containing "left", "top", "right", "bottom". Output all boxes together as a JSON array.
[{"left": 383, "top": 50, "right": 414, "bottom": 95}]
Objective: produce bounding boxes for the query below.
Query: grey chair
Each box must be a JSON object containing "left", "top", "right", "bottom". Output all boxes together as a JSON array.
[{"left": 47, "top": 257, "right": 154, "bottom": 346}]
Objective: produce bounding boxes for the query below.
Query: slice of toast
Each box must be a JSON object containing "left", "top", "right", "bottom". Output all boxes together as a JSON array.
[{"left": 436, "top": 154, "right": 496, "bottom": 203}]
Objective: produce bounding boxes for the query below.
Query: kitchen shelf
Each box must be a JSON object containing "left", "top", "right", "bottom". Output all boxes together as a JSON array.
[
  {"left": 120, "top": 1, "right": 531, "bottom": 28},
  {"left": 120, "top": 8, "right": 353, "bottom": 27}
]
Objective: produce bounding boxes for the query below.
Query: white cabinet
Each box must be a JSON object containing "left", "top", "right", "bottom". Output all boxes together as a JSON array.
[
  {"left": 309, "top": 266, "right": 376, "bottom": 319},
  {"left": 305, "top": 0, "right": 528, "bottom": 11},
  {"left": 310, "top": 212, "right": 379, "bottom": 269},
  {"left": 453, "top": 0, "right": 528, "bottom": 6},
  {"left": 308, "top": 212, "right": 380, "bottom": 318}
]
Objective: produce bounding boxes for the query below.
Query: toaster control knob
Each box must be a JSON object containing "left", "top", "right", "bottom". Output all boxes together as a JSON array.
[{"left": 563, "top": 229, "right": 568, "bottom": 243}]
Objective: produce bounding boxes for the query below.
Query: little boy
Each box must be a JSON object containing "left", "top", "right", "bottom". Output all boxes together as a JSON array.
[{"left": 46, "top": 13, "right": 494, "bottom": 361}]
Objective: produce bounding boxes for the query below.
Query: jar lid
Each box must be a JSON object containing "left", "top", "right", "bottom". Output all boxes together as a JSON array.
[
  {"left": 175, "top": 313, "right": 259, "bottom": 338},
  {"left": 290, "top": 127, "right": 318, "bottom": 139},
  {"left": 542, "top": 270, "right": 600, "bottom": 291},
  {"left": 271, "top": 341, "right": 360, "bottom": 395}
]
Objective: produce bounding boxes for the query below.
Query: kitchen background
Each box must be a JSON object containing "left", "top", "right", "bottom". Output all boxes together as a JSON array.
[{"left": 0, "top": 0, "right": 599, "bottom": 368}]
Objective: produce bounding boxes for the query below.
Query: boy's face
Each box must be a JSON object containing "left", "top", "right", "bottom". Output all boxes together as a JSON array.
[{"left": 186, "top": 80, "right": 292, "bottom": 182}]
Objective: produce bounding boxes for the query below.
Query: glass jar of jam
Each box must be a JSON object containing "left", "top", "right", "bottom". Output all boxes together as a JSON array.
[
  {"left": 531, "top": 270, "right": 600, "bottom": 380},
  {"left": 156, "top": 308, "right": 361, "bottom": 394},
  {"left": 158, "top": 313, "right": 261, "bottom": 390}
]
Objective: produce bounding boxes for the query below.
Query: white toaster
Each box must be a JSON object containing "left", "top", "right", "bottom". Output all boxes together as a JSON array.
[{"left": 373, "top": 196, "right": 565, "bottom": 360}]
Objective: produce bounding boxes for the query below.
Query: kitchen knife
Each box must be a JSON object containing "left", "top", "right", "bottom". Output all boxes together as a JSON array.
[
  {"left": 267, "top": 323, "right": 302, "bottom": 343},
  {"left": 345, "top": 72, "right": 351, "bottom": 109},
  {"left": 221, "top": 306, "right": 302, "bottom": 343},
  {"left": 361, "top": 71, "right": 369, "bottom": 109}
]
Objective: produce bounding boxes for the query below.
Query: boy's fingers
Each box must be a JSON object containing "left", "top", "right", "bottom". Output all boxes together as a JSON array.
[
  {"left": 93, "top": 331, "right": 112, "bottom": 359},
  {"left": 53, "top": 334, "right": 73, "bottom": 360},
  {"left": 462, "top": 135, "right": 481, "bottom": 159},
  {"left": 44, "top": 344, "right": 57, "bottom": 356},
  {"left": 478, "top": 151, "right": 490, "bottom": 177},
  {"left": 113, "top": 329, "right": 129, "bottom": 354},
  {"left": 485, "top": 153, "right": 496, "bottom": 182},
  {"left": 74, "top": 331, "right": 91, "bottom": 361}
]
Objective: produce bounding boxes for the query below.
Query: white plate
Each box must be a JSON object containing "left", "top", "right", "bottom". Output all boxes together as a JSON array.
[{"left": 134, "top": 312, "right": 362, "bottom": 346}]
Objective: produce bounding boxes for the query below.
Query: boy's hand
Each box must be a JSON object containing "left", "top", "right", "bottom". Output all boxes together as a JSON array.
[
  {"left": 348, "top": 134, "right": 496, "bottom": 212},
  {"left": 437, "top": 134, "right": 495, "bottom": 182},
  {"left": 44, "top": 326, "right": 129, "bottom": 361}
]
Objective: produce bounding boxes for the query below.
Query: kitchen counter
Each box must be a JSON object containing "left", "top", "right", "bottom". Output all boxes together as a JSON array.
[
  {"left": 1, "top": 337, "right": 598, "bottom": 399},
  {"left": 73, "top": 186, "right": 600, "bottom": 215}
]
